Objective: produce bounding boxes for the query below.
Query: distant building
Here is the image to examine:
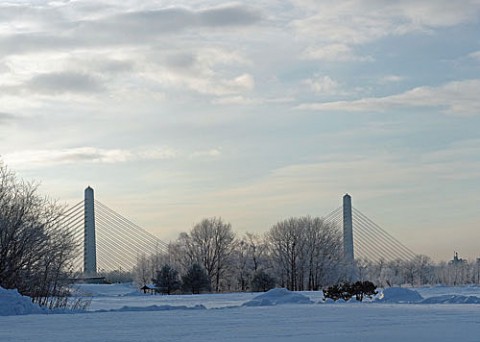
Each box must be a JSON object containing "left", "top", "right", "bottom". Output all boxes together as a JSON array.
[{"left": 449, "top": 252, "right": 465, "bottom": 265}]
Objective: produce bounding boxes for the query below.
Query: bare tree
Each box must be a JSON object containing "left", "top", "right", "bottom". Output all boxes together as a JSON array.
[
  {"left": 229, "top": 233, "right": 271, "bottom": 291},
  {"left": 133, "top": 254, "right": 151, "bottom": 286},
  {"left": 267, "top": 217, "right": 305, "bottom": 290},
  {"left": 267, "top": 216, "right": 343, "bottom": 291},
  {"left": 178, "top": 217, "right": 235, "bottom": 292},
  {"left": 0, "top": 161, "right": 77, "bottom": 305},
  {"left": 302, "top": 217, "right": 344, "bottom": 289}
]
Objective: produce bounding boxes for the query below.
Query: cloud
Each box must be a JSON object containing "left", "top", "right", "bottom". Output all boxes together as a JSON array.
[
  {"left": 0, "top": 3, "right": 64, "bottom": 30},
  {"left": 78, "top": 58, "right": 134, "bottom": 75},
  {"left": 211, "top": 96, "right": 258, "bottom": 105},
  {"left": 141, "top": 47, "right": 254, "bottom": 96},
  {"left": 28, "top": 72, "right": 104, "bottom": 94},
  {"left": 0, "top": 34, "right": 78, "bottom": 55},
  {"left": 230, "top": 73, "right": 255, "bottom": 91},
  {"left": 0, "top": 112, "right": 17, "bottom": 125},
  {"left": 303, "top": 44, "right": 372, "bottom": 62},
  {"left": 468, "top": 51, "right": 480, "bottom": 61},
  {"left": 297, "top": 79, "right": 480, "bottom": 116},
  {"left": 303, "top": 75, "right": 339, "bottom": 95},
  {"left": 0, "top": 4, "right": 261, "bottom": 56},
  {"left": 198, "top": 4, "right": 263, "bottom": 27},
  {"left": 379, "top": 75, "right": 405, "bottom": 83},
  {"left": 4, "top": 147, "right": 177, "bottom": 169},
  {"left": 75, "top": 4, "right": 262, "bottom": 45},
  {"left": 190, "top": 148, "right": 222, "bottom": 159},
  {"left": 292, "top": 0, "right": 480, "bottom": 63}
]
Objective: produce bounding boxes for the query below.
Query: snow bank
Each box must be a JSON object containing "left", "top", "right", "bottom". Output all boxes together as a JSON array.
[
  {"left": 96, "top": 304, "right": 206, "bottom": 313},
  {"left": 242, "top": 288, "right": 313, "bottom": 307},
  {"left": 421, "top": 295, "right": 480, "bottom": 304},
  {"left": 0, "top": 287, "right": 44, "bottom": 316},
  {"left": 376, "top": 287, "right": 423, "bottom": 304}
]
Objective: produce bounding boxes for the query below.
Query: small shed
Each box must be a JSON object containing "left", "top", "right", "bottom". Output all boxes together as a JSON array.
[{"left": 140, "top": 285, "right": 155, "bottom": 294}]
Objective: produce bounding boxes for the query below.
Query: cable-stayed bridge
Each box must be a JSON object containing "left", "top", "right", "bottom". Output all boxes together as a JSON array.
[
  {"left": 61, "top": 188, "right": 416, "bottom": 275},
  {"left": 60, "top": 187, "right": 168, "bottom": 274},
  {"left": 324, "top": 204, "right": 416, "bottom": 263}
]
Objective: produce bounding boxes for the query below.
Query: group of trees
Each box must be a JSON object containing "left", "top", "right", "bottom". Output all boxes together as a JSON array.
[
  {"left": 0, "top": 162, "right": 77, "bottom": 307},
  {"left": 134, "top": 216, "right": 348, "bottom": 293},
  {"left": 152, "top": 263, "right": 211, "bottom": 295},
  {"left": 356, "top": 254, "right": 480, "bottom": 287},
  {"left": 135, "top": 216, "right": 480, "bottom": 294}
]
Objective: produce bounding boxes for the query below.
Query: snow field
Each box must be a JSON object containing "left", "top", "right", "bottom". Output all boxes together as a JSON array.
[
  {"left": 2, "top": 284, "right": 480, "bottom": 341},
  {"left": 1, "top": 302, "right": 479, "bottom": 342}
]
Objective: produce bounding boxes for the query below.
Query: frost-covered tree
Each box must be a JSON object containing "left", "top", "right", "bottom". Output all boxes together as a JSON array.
[{"left": 133, "top": 254, "right": 151, "bottom": 286}]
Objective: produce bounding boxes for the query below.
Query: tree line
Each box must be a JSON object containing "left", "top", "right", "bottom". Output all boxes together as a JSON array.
[
  {"left": 133, "top": 218, "right": 480, "bottom": 293},
  {"left": 356, "top": 254, "right": 480, "bottom": 287},
  {"left": 134, "top": 216, "right": 349, "bottom": 293}
]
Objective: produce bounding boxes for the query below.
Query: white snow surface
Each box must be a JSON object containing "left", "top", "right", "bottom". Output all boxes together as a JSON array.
[
  {"left": 243, "top": 288, "right": 313, "bottom": 306},
  {"left": 375, "top": 287, "right": 424, "bottom": 303},
  {"left": 2, "top": 284, "right": 480, "bottom": 341},
  {"left": 0, "top": 287, "right": 44, "bottom": 316}
]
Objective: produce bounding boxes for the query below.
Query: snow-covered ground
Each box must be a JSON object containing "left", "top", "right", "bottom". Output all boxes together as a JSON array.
[{"left": 1, "top": 284, "right": 480, "bottom": 341}]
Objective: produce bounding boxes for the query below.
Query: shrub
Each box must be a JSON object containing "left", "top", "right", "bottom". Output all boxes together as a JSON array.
[
  {"left": 324, "top": 281, "right": 377, "bottom": 302},
  {"left": 250, "top": 270, "right": 276, "bottom": 292},
  {"left": 181, "top": 263, "right": 211, "bottom": 294}
]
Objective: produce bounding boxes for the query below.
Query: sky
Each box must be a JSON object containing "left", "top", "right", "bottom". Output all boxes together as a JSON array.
[{"left": 1, "top": 0, "right": 479, "bottom": 262}]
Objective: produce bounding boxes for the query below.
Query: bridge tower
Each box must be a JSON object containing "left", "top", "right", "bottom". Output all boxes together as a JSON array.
[
  {"left": 84, "top": 186, "right": 97, "bottom": 275},
  {"left": 343, "top": 193, "right": 355, "bottom": 280}
]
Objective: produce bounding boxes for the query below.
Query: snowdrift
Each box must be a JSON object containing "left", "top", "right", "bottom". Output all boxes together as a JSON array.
[
  {"left": 375, "top": 287, "right": 423, "bottom": 304},
  {"left": 376, "top": 288, "right": 480, "bottom": 304},
  {"left": 243, "top": 288, "right": 313, "bottom": 306},
  {"left": 96, "top": 304, "right": 206, "bottom": 313},
  {"left": 421, "top": 295, "right": 480, "bottom": 304},
  {"left": 0, "top": 287, "right": 44, "bottom": 316}
]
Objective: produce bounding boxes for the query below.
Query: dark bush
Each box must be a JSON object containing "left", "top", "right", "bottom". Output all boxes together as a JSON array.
[
  {"left": 181, "top": 263, "right": 211, "bottom": 294},
  {"left": 324, "top": 281, "right": 377, "bottom": 302},
  {"left": 250, "top": 270, "right": 276, "bottom": 292},
  {"left": 153, "top": 264, "right": 181, "bottom": 295}
]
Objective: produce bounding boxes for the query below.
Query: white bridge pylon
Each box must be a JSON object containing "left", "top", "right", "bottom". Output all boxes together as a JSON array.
[
  {"left": 62, "top": 187, "right": 168, "bottom": 274},
  {"left": 324, "top": 194, "right": 416, "bottom": 265}
]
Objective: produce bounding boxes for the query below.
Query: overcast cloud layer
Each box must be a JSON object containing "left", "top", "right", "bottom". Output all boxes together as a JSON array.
[{"left": 1, "top": 0, "right": 479, "bottom": 261}]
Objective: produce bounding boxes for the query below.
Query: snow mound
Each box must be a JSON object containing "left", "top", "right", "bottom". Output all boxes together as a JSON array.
[
  {"left": 376, "top": 287, "right": 423, "bottom": 304},
  {"left": 0, "top": 287, "right": 45, "bottom": 316},
  {"left": 243, "top": 288, "right": 313, "bottom": 307},
  {"left": 421, "top": 295, "right": 480, "bottom": 304},
  {"left": 96, "top": 304, "right": 206, "bottom": 313}
]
